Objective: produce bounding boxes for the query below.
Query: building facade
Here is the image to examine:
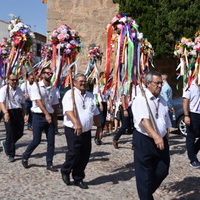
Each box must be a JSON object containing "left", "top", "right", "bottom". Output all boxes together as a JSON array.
[{"left": 46, "top": 0, "right": 119, "bottom": 72}]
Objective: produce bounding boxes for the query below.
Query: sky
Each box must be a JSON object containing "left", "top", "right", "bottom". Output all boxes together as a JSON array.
[{"left": 0, "top": 0, "right": 47, "bottom": 35}]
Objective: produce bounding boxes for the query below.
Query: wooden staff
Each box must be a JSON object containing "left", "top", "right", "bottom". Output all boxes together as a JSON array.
[
  {"left": 68, "top": 57, "right": 77, "bottom": 117},
  {"left": 138, "top": 78, "right": 158, "bottom": 132}
]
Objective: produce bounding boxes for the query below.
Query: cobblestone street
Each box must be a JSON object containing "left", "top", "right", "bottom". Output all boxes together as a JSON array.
[{"left": 0, "top": 121, "right": 200, "bottom": 200}]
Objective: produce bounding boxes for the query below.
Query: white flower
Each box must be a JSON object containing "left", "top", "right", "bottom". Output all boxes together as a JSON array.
[
  {"left": 119, "top": 17, "right": 126, "bottom": 24},
  {"left": 29, "top": 32, "right": 35, "bottom": 39},
  {"left": 138, "top": 32, "right": 143, "bottom": 40}
]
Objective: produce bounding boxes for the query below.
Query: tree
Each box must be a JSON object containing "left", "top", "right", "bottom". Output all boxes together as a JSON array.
[{"left": 115, "top": 0, "right": 200, "bottom": 57}]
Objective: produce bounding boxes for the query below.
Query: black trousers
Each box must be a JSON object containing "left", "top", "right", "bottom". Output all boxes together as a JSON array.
[
  {"left": 61, "top": 127, "right": 91, "bottom": 181},
  {"left": 186, "top": 112, "right": 200, "bottom": 163},
  {"left": 4, "top": 108, "right": 24, "bottom": 157},
  {"left": 133, "top": 130, "right": 170, "bottom": 200}
]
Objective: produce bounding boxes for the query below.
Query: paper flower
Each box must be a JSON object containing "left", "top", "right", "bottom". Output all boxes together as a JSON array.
[
  {"left": 140, "top": 38, "right": 154, "bottom": 55},
  {"left": 174, "top": 37, "right": 194, "bottom": 58},
  {"left": 50, "top": 24, "right": 82, "bottom": 57},
  {"left": 8, "top": 14, "right": 35, "bottom": 49},
  {"left": 110, "top": 14, "right": 139, "bottom": 38},
  {"left": 0, "top": 37, "right": 12, "bottom": 59},
  {"left": 41, "top": 43, "right": 53, "bottom": 60},
  {"left": 88, "top": 46, "right": 103, "bottom": 62}
]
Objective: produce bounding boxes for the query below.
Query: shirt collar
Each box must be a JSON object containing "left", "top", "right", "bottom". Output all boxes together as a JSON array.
[
  {"left": 74, "top": 87, "right": 86, "bottom": 96},
  {"left": 146, "top": 89, "right": 160, "bottom": 100},
  {"left": 39, "top": 80, "right": 52, "bottom": 89}
]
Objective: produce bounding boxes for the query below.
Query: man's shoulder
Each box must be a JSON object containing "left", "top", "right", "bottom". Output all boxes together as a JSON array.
[{"left": 86, "top": 91, "right": 94, "bottom": 97}]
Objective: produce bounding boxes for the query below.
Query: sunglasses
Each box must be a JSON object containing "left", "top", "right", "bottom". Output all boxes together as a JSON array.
[
  {"left": 151, "top": 81, "right": 163, "bottom": 86},
  {"left": 9, "top": 79, "right": 18, "bottom": 82},
  {"left": 43, "top": 72, "right": 53, "bottom": 76}
]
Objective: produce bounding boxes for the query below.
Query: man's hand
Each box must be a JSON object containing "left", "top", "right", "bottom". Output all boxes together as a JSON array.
[
  {"left": 4, "top": 113, "right": 10, "bottom": 123},
  {"left": 153, "top": 134, "right": 164, "bottom": 150},
  {"left": 45, "top": 113, "right": 52, "bottom": 124},
  {"left": 184, "top": 116, "right": 190, "bottom": 126},
  {"left": 123, "top": 110, "right": 129, "bottom": 117},
  {"left": 74, "top": 121, "right": 82, "bottom": 136},
  {"left": 24, "top": 114, "right": 29, "bottom": 123}
]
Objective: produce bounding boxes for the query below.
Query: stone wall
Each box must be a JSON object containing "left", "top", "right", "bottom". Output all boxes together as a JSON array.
[{"left": 47, "top": 0, "right": 119, "bottom": 73}]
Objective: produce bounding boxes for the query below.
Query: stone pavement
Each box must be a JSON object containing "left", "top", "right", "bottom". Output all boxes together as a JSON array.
[{"left": 0, "top": 120, "right": 200, "bottom": 200}]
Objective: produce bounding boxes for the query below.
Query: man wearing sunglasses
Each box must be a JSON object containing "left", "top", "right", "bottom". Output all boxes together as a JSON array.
[
  {"left": 0, "top": 74, "right": 27, "bottom": 162},
  {"left": 22, "top": 67, "right": 59, "bottom": 172}
]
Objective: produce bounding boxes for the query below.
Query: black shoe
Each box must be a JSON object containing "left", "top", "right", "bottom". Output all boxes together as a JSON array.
[
  {"left": 22, "top": 158, "right": 29, "bottom": 168},
  {"left": 94, "top": 137, "right": 102, "bottom": 145},
  {"left": 47, "top": 165, "right": 58, "bottom": 172},
  {"left": 74, "top": 180, "right": 89, "bottom": 189},
  {"left": 61, "top": 172, "right": 70, "bottom": 185}
]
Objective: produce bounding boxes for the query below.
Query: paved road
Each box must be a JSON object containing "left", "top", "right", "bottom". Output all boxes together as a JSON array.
[{"left": 0, "top": 121, "right": 200, "bottom": 200}]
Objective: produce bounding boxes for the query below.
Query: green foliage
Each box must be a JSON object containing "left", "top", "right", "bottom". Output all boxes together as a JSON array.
[{"left": 116, "top": 0, "right": 200, "bottom": 57}]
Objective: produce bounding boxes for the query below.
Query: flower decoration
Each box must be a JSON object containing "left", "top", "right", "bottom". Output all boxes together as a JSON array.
[
  {"left": 19, "top": 52, "right": 34, "bottom": 62},
  {"left": 8, "top": 14, "right": 35, "bottom": 49},
  {"left": 88, "top": 46, "right": 103, "bottom": 63},
  {"left": 174, "top": 37, "right": 194, "bottom": 58},
  {"left": 41, "top": 43, "right": 53, "bottom": 60},
  {"left": 110, "top": 14, "right": 139, "bottom": 38},
  {"left": 194, "top": 30, "right": 200, "bottom": 52},
  {"left": 0, "top": 37, "right": 12, "bottom": 59},
  {"left": 50, "top": 24, "right": 82, "bottom": 57},
  {"left": 140, "top": 38, "right": 154, "bottom": 55}
]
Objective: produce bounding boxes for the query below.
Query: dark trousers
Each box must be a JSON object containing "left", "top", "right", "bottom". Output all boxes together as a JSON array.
[
  {"left": 114, "top": 106, "right": 133, "bottom": 141},
  {"left": 98, "top": 102, "right": 107, "bottom": 129},
  {"left": 186, "top": 112, "right": 200, "bottom": 163},
  {"left": 133, "top": 130, "right": 170, "bottom": 200},
  {"left": 61, "top": 127, "right": 91, "bottom": 181},
  {"left": 25, "top": 100, "right": 32, "bottom": 128},
  {"left": 23, "top": 113, "right": 55, "bottom": 165},
  {"left": 4, "top": 109, "right": 24, "bottom": 157}
]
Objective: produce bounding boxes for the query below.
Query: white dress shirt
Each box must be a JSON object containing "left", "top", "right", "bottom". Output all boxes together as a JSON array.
[
  {"left": 30, "top": 80, "right": 59, "bottom": 114},
  {"left": 20, "top": 81, "right": 34, "bottom": 100},
  {"left": 0, "top": 85, "right": 25, "bottom": 109},
  {"left": 182, "top": 83, "right": 200, "bottom": 114},
  {"left": 132, "top": 89, "right": 171, "bottom": 137},
  {"left": 62, "top": 87, "right": 99, "bottom": 132}
]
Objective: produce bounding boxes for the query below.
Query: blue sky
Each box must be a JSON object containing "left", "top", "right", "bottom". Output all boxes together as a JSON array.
[{"left": 0, "top": 0, "right": 47, "bottom": 35}]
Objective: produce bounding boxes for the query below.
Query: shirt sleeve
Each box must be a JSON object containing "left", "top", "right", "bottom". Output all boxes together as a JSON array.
[
  {"left": 182, "top": 88, "right": 191, "bottom": 99},
  {"left": 30, "top": 83, "right": 41, "bottom": 101},
  {"left": 20, "top": 83, "right": 25, "bottom": 93},
  {"left": 62, "top": 90, "right": 73, "bottom": 113},
  {"left": 132, "top": 96, "right": 150, "bottom": 125},
  {"left": 0, "top": 87, "right": 6, "bottom": 103}
]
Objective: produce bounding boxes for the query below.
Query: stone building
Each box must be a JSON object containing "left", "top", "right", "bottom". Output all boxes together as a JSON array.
[{"left": 46, "top": 0, "right": 119, "bottom": 72}]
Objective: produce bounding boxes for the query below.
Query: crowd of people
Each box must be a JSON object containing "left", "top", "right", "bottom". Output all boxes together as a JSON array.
[{"left": 0, "top": 69, "right": 200, "bottom": 200}]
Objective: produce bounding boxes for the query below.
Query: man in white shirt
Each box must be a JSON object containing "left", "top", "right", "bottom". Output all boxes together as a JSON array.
[
  {"left": 22, "top": 67, "right": 59, "bottom": 172},
  {"left": 0, "top": 74, "right": 27, "bottom": 162},
  {"left": 61, "top": 73, "right": 103, "bottom": 189},
  {"left": 183, "top": 80, "right": 200, "bottom": 168},
  {"left": 20, "top": 72, "right": 34, "bottom": 130},
  {"left": 132, "top": 71, "right": 171, "bottom": 200}
]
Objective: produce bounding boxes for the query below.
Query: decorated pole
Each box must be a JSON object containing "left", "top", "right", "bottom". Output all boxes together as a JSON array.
[
  {"left": 174, "top": 30, "right": 200, "bottom": 90},
  {"left": 6, "top": 14, "right": 35, "bottom": 79}
]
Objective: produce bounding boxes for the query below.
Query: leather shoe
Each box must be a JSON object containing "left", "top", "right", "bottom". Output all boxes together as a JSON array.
[
  {"left": 61, "top": 172, "right": 70, "bottom": 185},
  {"left": 46, "top": 165, "right": 58, "bottom": 172},
  {"left": 22, "top": 158, "right": 29, "bottom": 168},
  {"left": 112, "top": 138, "right": 119, "bottom": 149},
  {"left": 74, "top": 180, "right": 89, "bottom": 189}
]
